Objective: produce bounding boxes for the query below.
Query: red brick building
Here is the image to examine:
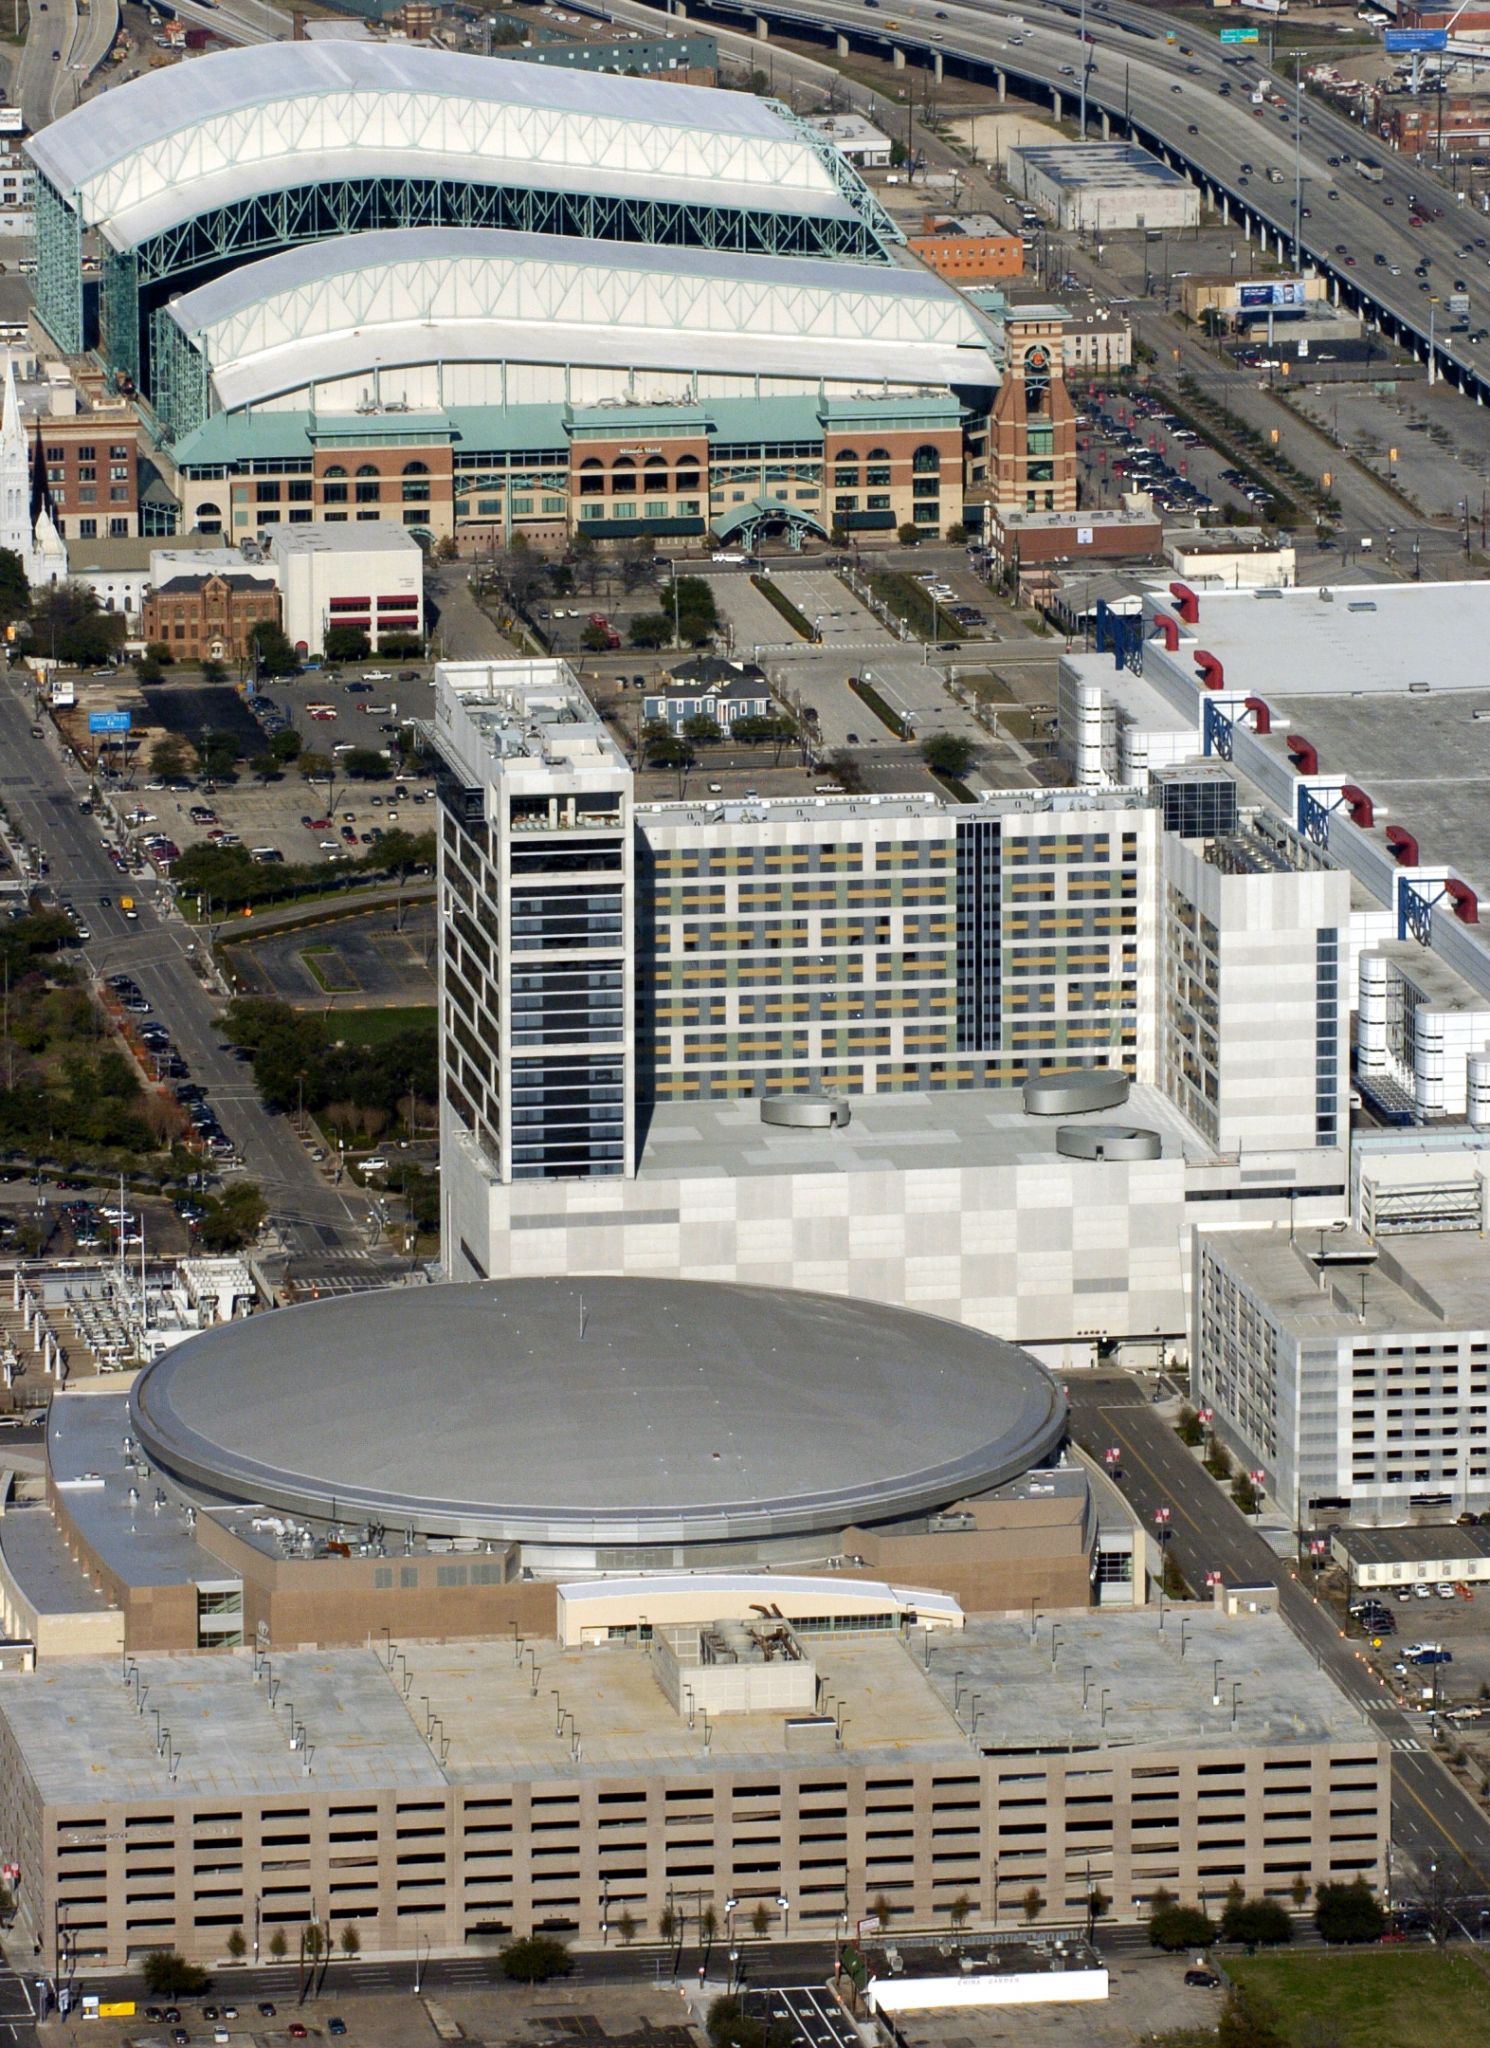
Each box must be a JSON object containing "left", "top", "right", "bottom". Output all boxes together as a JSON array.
[
  {"left": 142, "top": 571, "right": 280, "bottom": 662},
  {"left": 39, "top": 409, "right": 140, "bottom": 542}
]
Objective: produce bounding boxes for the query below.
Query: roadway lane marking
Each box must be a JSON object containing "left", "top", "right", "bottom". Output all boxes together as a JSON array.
[{"left": 1392, "top": 1764, "right": 1490, "bottom": 1890}]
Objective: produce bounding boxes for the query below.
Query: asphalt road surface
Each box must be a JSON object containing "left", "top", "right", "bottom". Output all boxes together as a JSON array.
[
  {"left": 1067, "top": 1373, "right": 1490, "bottom": 1903},
  {"left": 0, "top": 677, "right": 375, "bottom": 1259}
]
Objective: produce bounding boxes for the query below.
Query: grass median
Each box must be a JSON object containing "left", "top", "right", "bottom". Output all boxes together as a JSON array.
[{"left": 1229, "top": 1946, "right": 1490, "bottom": 2048}]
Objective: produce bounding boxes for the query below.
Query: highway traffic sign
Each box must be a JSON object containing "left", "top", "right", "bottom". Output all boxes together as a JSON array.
[{"left": 1220, "top": 27, "right": 1260, "bottom": 42}]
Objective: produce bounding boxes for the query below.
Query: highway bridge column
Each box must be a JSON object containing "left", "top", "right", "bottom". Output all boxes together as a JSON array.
[
  {"left": 892, "top": 42, "right": 906, "bottom": 67},
  {"left": 932, "top": 48, "right": 943, "bottom": 81},
  {"left": 1052, "top": 88, "right": 1063, "bottom": 119},
  {"left": 1100, "top": 110, "right": 1110, "bottom": 139},
  {"left": 836, "top": 30, "right": 848, "bottom": 54},
  {"left": 754, "top": 13, "right": 768, "bottom": 36},
  {"left": 996, "top": 69, "right": 1006, "bottom": 100}
]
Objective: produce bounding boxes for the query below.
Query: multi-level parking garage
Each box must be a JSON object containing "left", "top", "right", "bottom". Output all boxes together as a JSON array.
[{"left": 27, "top": 43, "right": 899, "bottom": 387}]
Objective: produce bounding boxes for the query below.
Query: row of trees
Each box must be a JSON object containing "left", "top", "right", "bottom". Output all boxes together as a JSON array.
[
  {"left": 1149, "top": 1877, "right": 1386, "bottom": 1953},
  {"left": 222, "top": 996, "right": 436, "bottom": 1130},
  {"left": 151, "top": 726, "right": 413, "bottom": 792},
  {"left": 174, "top": 829, "right": 433, "bottom": 913}
]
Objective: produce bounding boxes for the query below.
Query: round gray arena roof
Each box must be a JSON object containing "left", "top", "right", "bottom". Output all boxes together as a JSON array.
[{"left": 129, "top": 1279, "right": 1066, "bottom": 1546}]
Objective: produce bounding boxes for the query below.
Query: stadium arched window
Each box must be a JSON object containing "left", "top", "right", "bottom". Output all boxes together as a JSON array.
[
  {"left": 402, "top": 460, "right": 431, "bottom": 504},
  {"left": 912, "top": 444, "right": 941, "bottom": 474}
]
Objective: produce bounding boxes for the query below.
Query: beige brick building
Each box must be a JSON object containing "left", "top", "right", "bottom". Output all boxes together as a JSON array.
[{"left": 0, "top": 1611, "right": 1386, "bottom": 1971}]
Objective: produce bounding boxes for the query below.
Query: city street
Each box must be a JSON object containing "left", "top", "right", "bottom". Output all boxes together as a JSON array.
[
  {"left": 1067, "top": 1375, "right": 1490, "bottom": 1902},
  {"left": 0, "top": 676, "right": 376, "bottom": 1262}
]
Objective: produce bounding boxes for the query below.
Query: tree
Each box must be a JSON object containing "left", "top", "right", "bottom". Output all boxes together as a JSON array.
[
  {"left": 195, "top": 730, "right": 241, "bottom": 784},
  {"left": 657, "top": 1905, "right": 677, "bottom": 1945},
  {"left": 497, "top": 534, "right": 548, "bottom": 614},
  {"left": 1217, "top": 1984, "right": 1286, "bottom": 2048},
  {"left": 871, "top": 1894, "right": 893, "bottom": 1930},
  {"left": 201, "top": 658, "right": 227, "bottom": 685},
  {"left": 827, "top": 748, "right": 865, "bottom": 793},
  {"left": 1232, "top": 1471, "right": 1262, "bottom": 1514},
  {"left": 136, "top": 655, "right": 166, "bottom": 686},
  {"left": 682, "top": 714, "right": 723, "bottom": 747},
  {"left": 1148, "top": 1904, "right": 1217, "bottom": 1952},
  {"left": 615, "top": 1909, "right": 638, "bottom": 1946},
  {"left": 699, "top": 1905, "right": 719, "bottom": 1945},
  {"left": 0, "top": 546, "right": 28, "bottom": 627},
  {"left": 750, "top": 1901, "right": 772, "bottom": 1937},
  {"left": 1290, "top": 1874, "right": 1311, "bottom": 1910},
  {"left": 141, "top": 1951, "right": 211, "bottom": 1997},
  {"left": 267, "top": 727, "right": 303, "bottom": 765},
  {"left": 1086, "top": 1885, "right": 1111, "bottom": 1939},
  {"left": 619, "top": 538, "right": 655, "bottom": 593},
  {"left": 628, "top": 611, "right": 673, "bottom": 649},
  {"left": 946, "top": 522, "right": 970, "bottom": 544},
  {"left": 250, "top": 754, "right": 281, "bottom": 785},
  {"left": 30, "top": 580, "right": 126, "bottom": 666},
  {"left": 151, "top": 738, "right": 188, "bottom": 783},
  {"left": 1161, "top": 1550, "right": 1188, "bottom": 1600},
  {"left": 920, "top": 732, "right": 977, "bottom": 780},
  {"left": 198, "top": 1182, "right": 266, "bottom": 1252},
  {"left": 342, "top": 747, "right": 393, "bottom": 781},
  {"left": 947, "top": 1893, "right": 971, "bottom": 1931},
  {"left": 1219, "top": 1895, "right": 1292, "bottom": 1948},
  {"left": 303, "top": 1923, "right": 323, "bottom": 1961},
  {"left": 1313, "top": 1877, "right": 1385, "bottom": 1945},
  {"left": 706, "top": 1996, "right": 795, "bottom": 2048},
  {"left": 897, "top": 523, "right": 922, "bottom": 546},
  {"left": 1176, "top": 1405, "right": 1205, "bottom": 1447},
  {"left": 338, "top": 1925, "right": 360, "bottom": 1958},
  {"left": 225, "top": 1927, "right": 247, "bottom": 1962},
  {"left": 145, "top": 641, "right": 175, "bottom": 666},
  {"left": 250, "top": 621, "right": 299, "bottom": 678},
  {"left": 268, "top": 1929, "right": 288, "bottom": 1961},
  {"left": 324, "top": 624, "right": 371, "bottom": 662},
  {"left": 580, "top": 621, "right": 616, "bottom": 653},
  {"left": 499, "top": 1935, "right": 570, "bottom": 1983},
  {"left": 1021, "top": 1887, "right": 1045, "bottom": 1925}
]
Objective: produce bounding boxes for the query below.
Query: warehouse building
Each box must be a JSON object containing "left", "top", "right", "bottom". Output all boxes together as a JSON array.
[
  {"left": 1008, "top": 143, "right": 1201, "bottom": 234},
  {"left": 0, "top": 1604, "right": 1386, "bottom": 1972}
]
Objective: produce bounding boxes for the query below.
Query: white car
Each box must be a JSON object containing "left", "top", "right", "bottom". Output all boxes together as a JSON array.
[
  {"left": 1437, "top": 1582, "right": 1459, "bottom": 1598},
  {"left": 363, "top": 668, "right": 392, "bottom": 681},
  {"left": 1414, "top": 1583, "right": 1434, "bottom": 1599}
]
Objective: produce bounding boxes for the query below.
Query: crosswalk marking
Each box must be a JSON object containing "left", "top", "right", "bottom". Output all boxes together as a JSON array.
[{"left": 1394, "top": 1737, "right": 1424, "bottom": 1751}]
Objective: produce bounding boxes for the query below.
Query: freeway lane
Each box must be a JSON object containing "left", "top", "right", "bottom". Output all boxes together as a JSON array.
[
  {"left": 0, "top": 681, "right": 375, "bottom": 1257},
  {"left": 1067, "top": 1375, "right": 1490, "bottom": 1901},
  {"left": 651, "top": 0, "right": 1490, "bottom": 398}
]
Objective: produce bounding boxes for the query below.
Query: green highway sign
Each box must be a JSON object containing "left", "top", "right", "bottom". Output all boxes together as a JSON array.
[{"left": 1220, "top": 26, "right": 1260, "bottom": 40}]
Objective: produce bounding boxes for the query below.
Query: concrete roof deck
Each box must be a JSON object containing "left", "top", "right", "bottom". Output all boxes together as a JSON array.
[
  {"left": 0, "top": 1647, "right": 444, "bottom": 1805},
  {"left": 0, "top": 1504, "right": 113, "bottom": 1617},
  {"left": 927, "top": 1609, "right": 1376, "bottom": 1751},
  {"left": 637, "top": 1082, "right": 1212, "bottom": 1182},
  {"left": 1336, "top": 1524, "right": 1490, "bottom": 1567},
  {"left": 1164, "top": 582, "right": 1490, "bottom": 699},
  {"left": 1262, "top": 685, "right": 1490, "bottom": 901},
  {"left": 48, "top": 1391, "right": 218, "bottom": 1593},
  {"left": 1201, "top": 1225, "right": 1490, "bottom": 1337}
]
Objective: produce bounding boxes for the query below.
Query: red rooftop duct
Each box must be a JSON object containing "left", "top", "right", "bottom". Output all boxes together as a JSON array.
[
  {"left": 1152, "top": 613, "right": 1180, "bottom": 653},
  {"left": 1168, "top": 581, "right": 1200, "bottom": 625},
  {"left": 1445, "top": 878, "right": 1480, "bottom": 925},
  {"left": 1340, "top": 784, "right": 1374, "bottom": 830},
  {"left": 1386, "top": 826, "right": 1420, "bottom": 866},
  {"left": 1286, "top": 735, "right": 1318, "bottom": 776},
  {"left": 1242, "top": 696, "right": 1271, "bottom": 735},
  {"left": 1195, "top": 651, "right": 1223, "bottom": 690}
]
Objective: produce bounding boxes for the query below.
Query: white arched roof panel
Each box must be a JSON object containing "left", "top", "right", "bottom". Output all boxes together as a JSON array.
[{"left": 28, "top": 43, "right": 848, "bottom": 241}]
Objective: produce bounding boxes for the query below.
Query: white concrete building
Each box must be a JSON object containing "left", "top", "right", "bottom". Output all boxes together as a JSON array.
[
  {"left": 1008, "top": 142, "right": 1200, "bottom": 233},
  {"left": 806, "top": 112, "right": 895, "bottom": 168},
  {"left": 268, "top": 521, "right": 423, "bottom": 655},
  {"left": 1164, "top": 528, "right": 1296, "bottom": 591},
  {"left": 1194, "top": 1226, "right": 1490, "bottom": 1527}
]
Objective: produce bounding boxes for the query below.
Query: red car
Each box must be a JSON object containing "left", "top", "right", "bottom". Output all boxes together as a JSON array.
[{"left": 289, "top": 2028, "right": 308, "bottom": 2041}]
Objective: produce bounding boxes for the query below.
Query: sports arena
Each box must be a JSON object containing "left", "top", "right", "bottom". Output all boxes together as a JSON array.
[
  {"left": 25, "top": 45, "right": 1061, "bottom": 549},
  {"left": 128, "top": 1277, "right": 1067, "bottom": 1564}
]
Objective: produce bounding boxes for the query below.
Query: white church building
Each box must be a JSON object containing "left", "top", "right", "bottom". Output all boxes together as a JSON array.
[{"left": 0, "top": 359, "right": 66, "bottom": 589}]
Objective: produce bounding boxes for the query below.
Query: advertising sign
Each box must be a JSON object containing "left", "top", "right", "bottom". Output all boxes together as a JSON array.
[
  {"left": 87, "top": 710, "right": 132, "bottom": 734},
  {"left": 1384, "top": 26, "right": 1447, "bottom": 50},
  {"left": 97, "top": 2004, "right": 137, "bottom": 2020},
  {"left": 1238, "top": 280, "right": 1308, "bottom": 309}
]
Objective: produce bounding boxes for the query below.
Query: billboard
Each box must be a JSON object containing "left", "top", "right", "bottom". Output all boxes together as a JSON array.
[
  {"left": 1238, "top": 280, "right": 1309, "bottom": 309},
  {"left": 87, "top": 710, "right": 132, "bottom": 734},
  {"left": 1384, "top": 26, "right": 1448, "bottom": 49},
  {"left": 1220, "top": 25, "right": 1260, "bottom": 40}
]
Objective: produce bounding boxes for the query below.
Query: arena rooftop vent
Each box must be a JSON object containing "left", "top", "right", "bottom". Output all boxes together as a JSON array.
[{"left": 28, "top": 43, "right": 899, "bottom": 380}]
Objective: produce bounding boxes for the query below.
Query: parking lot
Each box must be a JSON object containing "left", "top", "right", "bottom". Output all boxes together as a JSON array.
[
  {"left": 1079, "top": 388, "right": 1228, "bottom": 523},
  {"left": 1342, "top": 1579, "right": 1490, "bottom": 1727},
  {"left": 228, "top": 903, "right": 437, "bottom": 1011}
]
